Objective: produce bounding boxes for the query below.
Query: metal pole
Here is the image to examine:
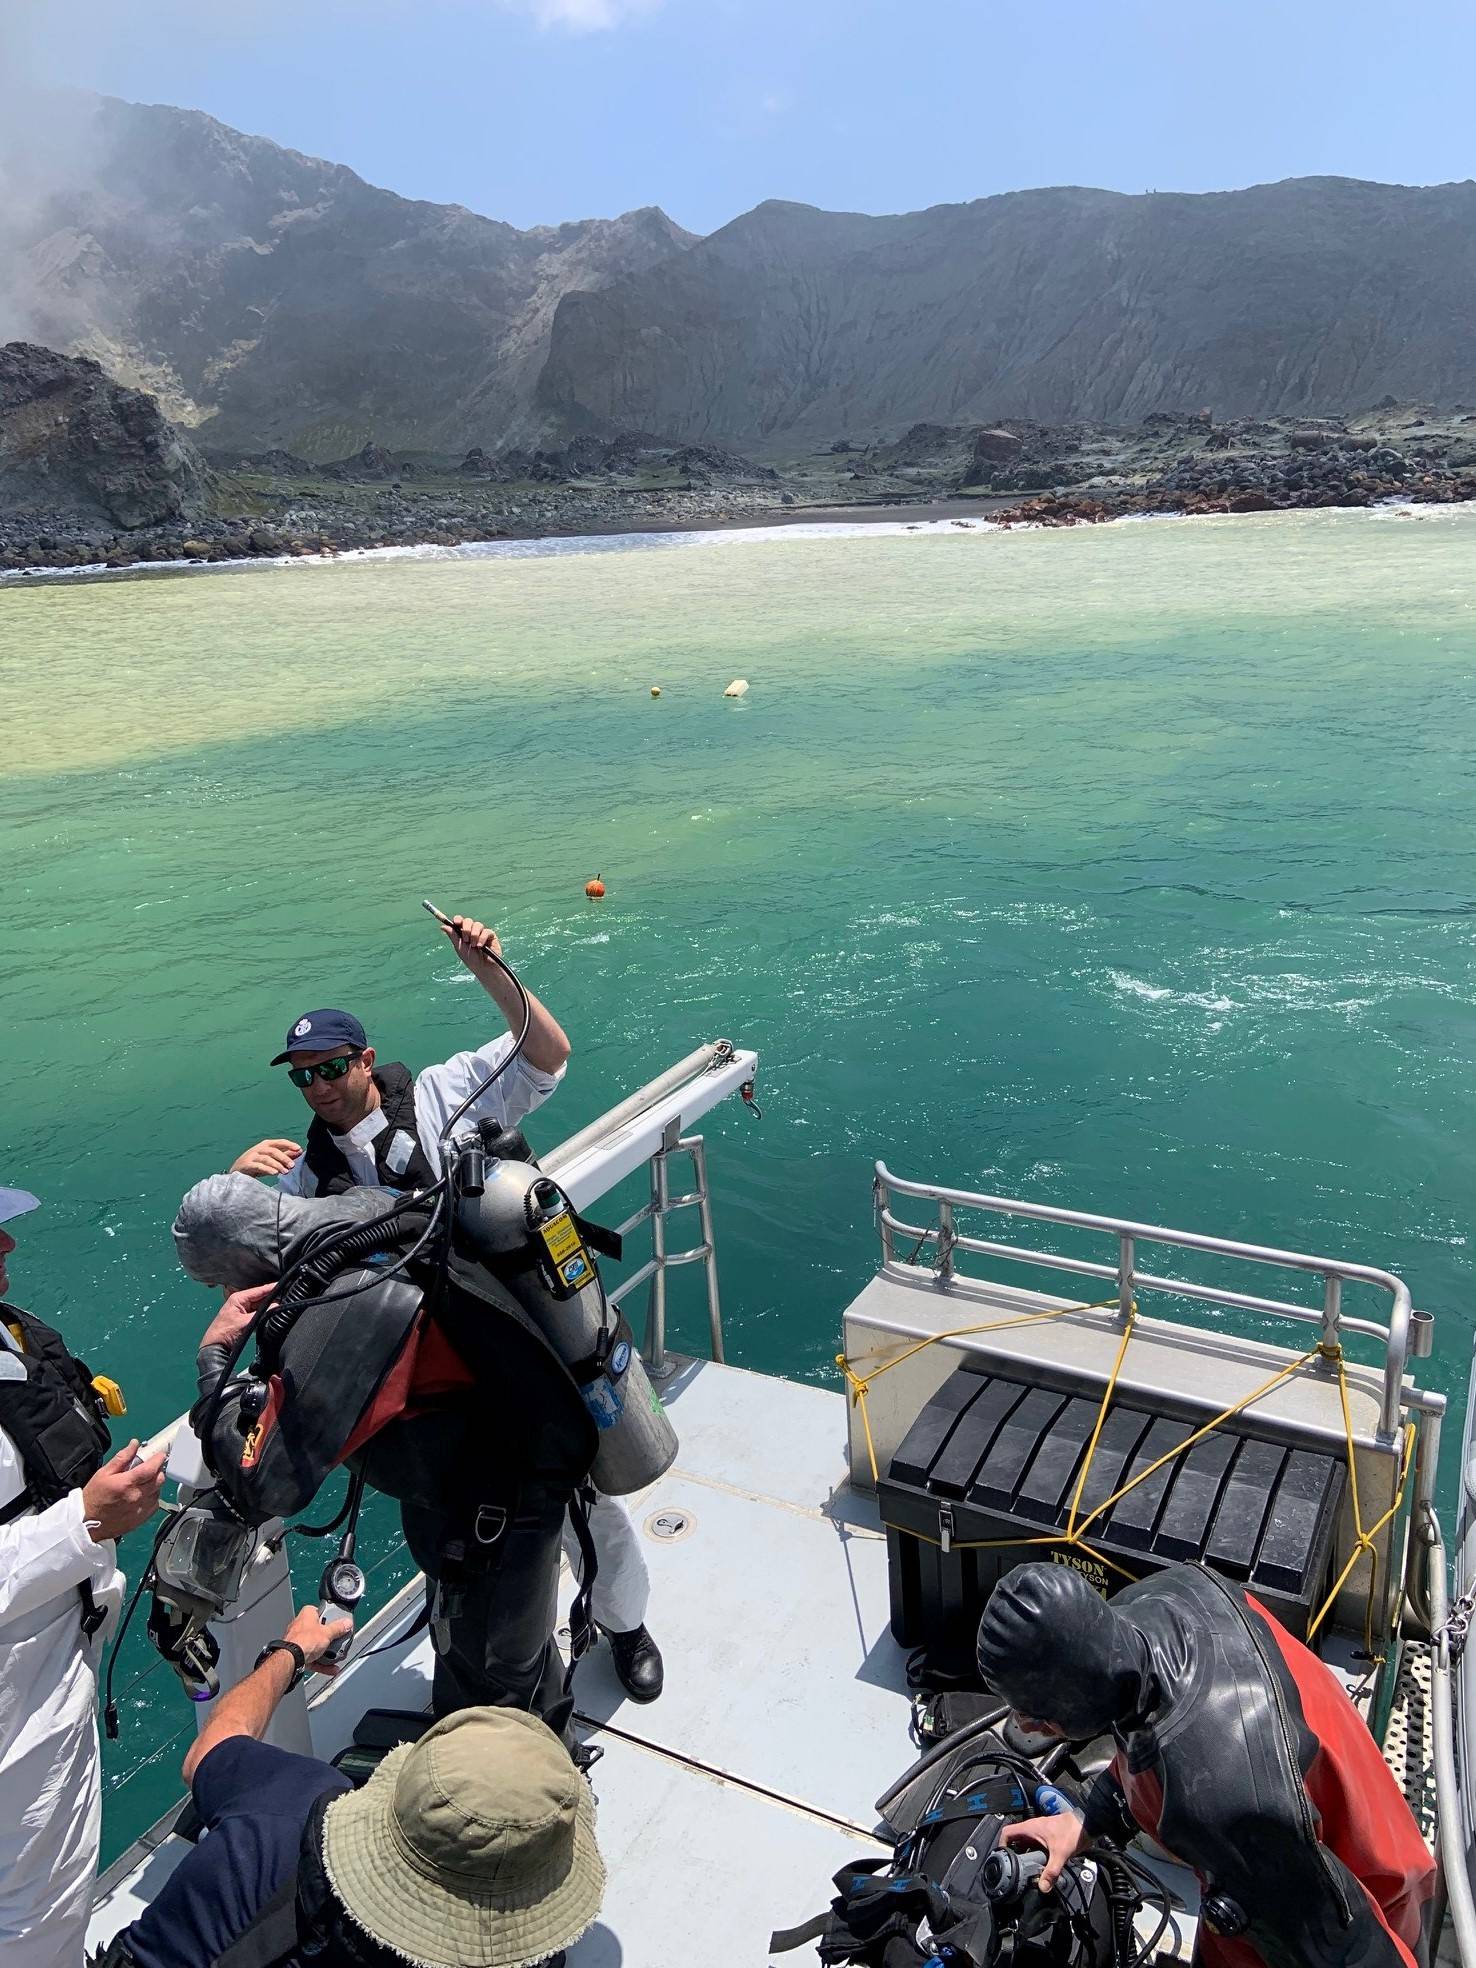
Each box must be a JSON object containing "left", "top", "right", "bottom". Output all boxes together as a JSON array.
[
  {"left": 1428, "top": 1507, "right": 1476, "bottom": 1965},
  {"left": 1320, "top": 1274, "right": 1342, "bottom": 1353},
  {"left": 542, "top": 1043, "right": 730, "bottom": 1178},
  {"left": 1408, "top": 1409, "right": 1443, "bottom": 1632},
  {"left": 645, "top": 1127, "right": 673, "bottom": 1377},
  {"left": 875, "top": 1171, "right": 894, "bottom": 1264},
  {"left": 936, "top": 1199, "right": 956, "bottom": 1284},
  {"left": 1118, "top": 1234, "right": 1134, "bottom": 1323},
  {"left": 687, "top": 1134, "right": 726, "bottom": 1364}
]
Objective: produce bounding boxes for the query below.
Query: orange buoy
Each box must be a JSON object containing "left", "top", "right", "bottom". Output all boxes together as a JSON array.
[{"left": 585, "top": 874, "right": 606, "bottom": 900}]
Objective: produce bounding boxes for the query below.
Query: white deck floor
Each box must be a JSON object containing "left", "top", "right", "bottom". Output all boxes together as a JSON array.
[{"left": 92, "top": 1357, "right": 1209, "bottom": 1962}]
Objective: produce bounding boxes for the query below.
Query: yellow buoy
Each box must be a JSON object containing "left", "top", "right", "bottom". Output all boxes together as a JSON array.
[{"left": 650, "top": 686, "right": 662, "bottom": 697}]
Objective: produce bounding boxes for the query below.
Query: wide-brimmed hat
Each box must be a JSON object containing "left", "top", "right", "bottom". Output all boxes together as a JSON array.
[
  {"left": 0, "top": 1187, "right": 40, "bottom": 1227},
  {"left": 321, "top": 1708, "right": 604, "bottom": 1968}
]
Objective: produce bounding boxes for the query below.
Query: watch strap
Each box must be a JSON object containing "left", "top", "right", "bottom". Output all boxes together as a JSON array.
[{"left": 255, "top": 1638, "right": 306, "bottom": 1683}]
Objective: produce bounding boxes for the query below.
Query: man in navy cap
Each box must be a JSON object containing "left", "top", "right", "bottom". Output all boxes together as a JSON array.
[
  {"left": 232, "top": 914, "right": 570, "bottom": 1194},
  {"left": 0, "top": 1184, "right": 169, "bottom": 1967},
  {"left": 227, "top": 910, "right": 664, "bottom": 1704}
]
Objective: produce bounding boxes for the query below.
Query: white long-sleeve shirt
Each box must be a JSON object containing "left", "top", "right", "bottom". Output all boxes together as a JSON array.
[
  {"left": 277, "top": 1034, "right": 563, "bottom": 1195},
  {"left": 0, "top": 1427, "right": 123, "bottom": 1968}
]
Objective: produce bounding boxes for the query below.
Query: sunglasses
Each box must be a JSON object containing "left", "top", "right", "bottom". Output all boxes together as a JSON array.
[{"left": 286, "top": 1052, "right": 362, "bottom": 1088}]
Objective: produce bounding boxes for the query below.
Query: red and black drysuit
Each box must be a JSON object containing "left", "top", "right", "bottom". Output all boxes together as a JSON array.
[{"left": 977, "top": 1560, "right": 1435, "bottom": 1968}]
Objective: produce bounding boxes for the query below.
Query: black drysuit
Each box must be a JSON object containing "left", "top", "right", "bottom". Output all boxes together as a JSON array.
[{"left": 977, "top": 1561, "right": 1434, "bottom": 1968}]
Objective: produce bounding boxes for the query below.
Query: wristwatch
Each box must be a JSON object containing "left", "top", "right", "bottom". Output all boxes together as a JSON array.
[{"left": 254, "top": 1638, "right": 306, "bottom": 1686}]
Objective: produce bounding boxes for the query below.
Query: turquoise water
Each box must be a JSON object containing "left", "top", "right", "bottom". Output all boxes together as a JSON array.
[{"left": 3, "top": 506, "right": 1475, "bottom": 1853}]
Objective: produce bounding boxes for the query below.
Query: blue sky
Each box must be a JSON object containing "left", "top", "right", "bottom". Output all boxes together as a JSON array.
[{"left": 15, "top": 0, "right": 1476, "bottom": 234}]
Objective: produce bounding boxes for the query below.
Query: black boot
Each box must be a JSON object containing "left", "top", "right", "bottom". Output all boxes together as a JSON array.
[{"left": 604, "top": 1623, "right": 664, "bottom": 1703}]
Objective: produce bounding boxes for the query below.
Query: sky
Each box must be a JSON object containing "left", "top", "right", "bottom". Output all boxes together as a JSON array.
[{"left": 7, "top": 0, "right": 1476, "bottom": 235}]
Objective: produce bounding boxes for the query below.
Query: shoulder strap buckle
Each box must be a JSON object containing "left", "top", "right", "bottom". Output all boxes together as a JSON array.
[{"left": 78, "top": 1580, "right": 109, "bottom": 1637}]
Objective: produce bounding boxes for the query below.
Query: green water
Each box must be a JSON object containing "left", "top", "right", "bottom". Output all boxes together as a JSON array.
[{"left": 4, "top": 507, "right": 1476, "bottom": 1853}]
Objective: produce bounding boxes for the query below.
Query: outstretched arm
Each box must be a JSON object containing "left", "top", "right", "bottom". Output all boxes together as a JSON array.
[
  {"left": 181, "top": 1603, "right": 351, "bottom": 1789},
  {"left": 443, "top": 915, "right": 571, "bottom": 1075}
]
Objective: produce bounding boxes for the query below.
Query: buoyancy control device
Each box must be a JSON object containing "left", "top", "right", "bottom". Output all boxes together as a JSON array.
[{"left": 771, "top": 1725, "right": 1153, "bottom": 1968}]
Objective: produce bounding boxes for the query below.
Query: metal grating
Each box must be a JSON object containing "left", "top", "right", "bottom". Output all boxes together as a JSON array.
[{"left": 1383, "top": 1640, "right": 1437, "bottom": 1850}]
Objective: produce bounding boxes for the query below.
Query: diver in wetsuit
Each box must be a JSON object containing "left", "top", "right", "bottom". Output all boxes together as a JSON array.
[
  {"left": 976, "top": 1562, "right": 1436, "bottom": 1968},
  {"left": 174, "top": 1175, "right": 599, "bottom": 1733},
  {"left": 226, "top": 910, "right": 662, "bottom": 1703}
]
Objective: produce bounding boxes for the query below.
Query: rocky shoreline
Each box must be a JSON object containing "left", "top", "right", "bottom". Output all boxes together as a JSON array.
[{"left": 5, "top": 350, "right": 1476, "bottom": 577}]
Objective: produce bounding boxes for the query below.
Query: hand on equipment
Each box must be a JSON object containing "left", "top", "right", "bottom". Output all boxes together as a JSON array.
[
  {"left": 231, "top": 1139, "right": 303, "bottom": 1178},
  {"left": 997, "top": 1811, "right": 1090, "bottom": 1894},
  {"left": 199, "top": 1280, "right": 278, "bottom": 1352},
  {"left": 284, "top": 1603, "right": 355, "bottom": 1678},
  {"left": 82, "top": 1439, "right": 167, "bottom": 1544},
  {"left": 441, "top": 913, "right": 504, "bottom": 970}
]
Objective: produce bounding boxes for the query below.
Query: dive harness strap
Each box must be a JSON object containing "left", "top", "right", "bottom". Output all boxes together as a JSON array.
[
  {"left": 770, "top": 1863, "right": 992, "bottom": 1967},
  {"left": 209, "top": 1876, "right": 299, "bottom": 1968},
  {"left": 564, "top": 1482, "right": 600, "bottom": 1693}
]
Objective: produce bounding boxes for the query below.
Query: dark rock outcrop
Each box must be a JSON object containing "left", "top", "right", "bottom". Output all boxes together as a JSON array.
[
  {"left": 667, "top": 442, "right": 777, "bottom": 483},
  {"left": 2, "top": 95, "right": 697, "bottom": 459},
  {"left": 320, "top": 442, "right": 408, "bottom": 482},
  {"left": 0, "top": 340, "right": 211, "bottom": 528}
]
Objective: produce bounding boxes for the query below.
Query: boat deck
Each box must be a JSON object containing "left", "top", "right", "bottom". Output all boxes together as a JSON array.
[{"left": 90, "top": 1357, "right": 1212, "bottom": 1961}]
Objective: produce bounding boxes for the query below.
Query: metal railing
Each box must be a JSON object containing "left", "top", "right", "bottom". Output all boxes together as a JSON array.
[
  {"left": 874, "top": 1162, "right": 1433, "bottom": 1442},
  {"left": 607, "top": 1118, "right": 724, "bottom": 1376}
]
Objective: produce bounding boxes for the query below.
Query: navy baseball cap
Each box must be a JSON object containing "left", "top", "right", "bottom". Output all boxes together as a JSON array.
[{"left": 270, "top": 1009, "right": 368, "bottom": 1066}]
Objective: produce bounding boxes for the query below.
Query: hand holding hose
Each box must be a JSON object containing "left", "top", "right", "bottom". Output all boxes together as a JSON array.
[
  {"left": 443, "top": 915, "right": 503, "bottom": 971},
  {"left": 435, "top": 909, "right": 570, "bottom": 1076}
]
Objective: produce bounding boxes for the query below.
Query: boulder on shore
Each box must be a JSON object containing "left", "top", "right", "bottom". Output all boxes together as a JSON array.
[{"left": 0, "top": 341, "right": 212, "bottom": 529}]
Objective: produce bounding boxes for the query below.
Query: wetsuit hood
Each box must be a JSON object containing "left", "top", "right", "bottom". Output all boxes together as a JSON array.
[
  {"left": 976, "top": 1562, "right": 1154, "bottom": 1738},
  {"left": 173, "top": 1172, "right": 400, "bottom": 1288}
]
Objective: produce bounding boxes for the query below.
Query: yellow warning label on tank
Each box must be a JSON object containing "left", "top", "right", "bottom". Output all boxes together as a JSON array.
[{"left": 540, "top": 1212, "right": 583, "bottom": 1266}]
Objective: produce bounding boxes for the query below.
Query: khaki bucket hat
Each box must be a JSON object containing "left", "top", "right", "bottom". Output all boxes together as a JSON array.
[{"left": 321, "top": 1708, "right": 604, "bottom": 1968}]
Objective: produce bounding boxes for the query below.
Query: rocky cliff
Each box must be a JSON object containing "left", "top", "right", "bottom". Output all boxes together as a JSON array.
[
  {"left": 538, "top": 178, "right": 1476, "bottom": 444},
  {"left": 10, "top": 96, "right": 1476, "bottom": 462},
  {"left": 0, "top": 340, "right": 211, "bottom": 529},
  {"left": 2, "top": 94, "right": 695, "bottom": 460}
]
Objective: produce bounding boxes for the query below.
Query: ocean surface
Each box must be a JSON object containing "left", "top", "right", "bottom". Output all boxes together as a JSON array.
[{"left": 4, "top": 504, "right": 1475, "bottom": 1857}]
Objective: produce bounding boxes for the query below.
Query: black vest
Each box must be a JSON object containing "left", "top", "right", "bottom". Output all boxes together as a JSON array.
[
  {"left": 301, "top": 1062, "right": 438, "bottom": 1196},
  {"left": 0, "top": 1303, "right": 114, "bottom": 1633},
  {"left": 0, "top": 1303, "right": 112, "bottom": 1525}
]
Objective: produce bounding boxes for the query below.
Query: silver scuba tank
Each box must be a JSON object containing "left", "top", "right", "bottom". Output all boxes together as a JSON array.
[{"left": 454, "top": 1157, "right": 679, "bottom": 1496}]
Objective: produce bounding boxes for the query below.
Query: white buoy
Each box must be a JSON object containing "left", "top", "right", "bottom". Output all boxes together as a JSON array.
[
  {"left": 723, "top": 678, "right": 749, "bottom": 699},
  {"left": 650, "top": 686, "right": 662, "bottom": 697}
]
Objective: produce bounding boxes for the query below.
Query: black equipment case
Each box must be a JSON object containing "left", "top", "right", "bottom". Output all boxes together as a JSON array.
[{"left": 881, "top": 1359, "right": 1345, "bottom": 1672}]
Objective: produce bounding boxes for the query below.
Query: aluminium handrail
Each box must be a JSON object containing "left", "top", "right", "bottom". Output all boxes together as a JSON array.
[
  {"left": 874, "top": 1162, "right": 1417, "bottom": 1441},
  {"left": 1429, "top": 1505, "right": 1476, "bottom": 1965}
]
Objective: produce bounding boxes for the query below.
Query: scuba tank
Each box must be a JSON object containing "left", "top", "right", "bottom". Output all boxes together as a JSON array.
[{"left": 453, "top": 1155, "right": 678, "bottom": 1496}]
